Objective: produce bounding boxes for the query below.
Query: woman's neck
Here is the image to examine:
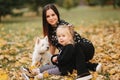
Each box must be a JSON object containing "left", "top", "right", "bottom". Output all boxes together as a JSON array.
[{"left": 52, "top": 23, "right": 58, "bottom": 27}]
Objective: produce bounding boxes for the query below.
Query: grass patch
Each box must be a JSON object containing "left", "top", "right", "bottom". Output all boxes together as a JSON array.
[
  {"left": 59, "top": 6, "right": 120, "bottom": 26},
  {"left": 0, "top": 6, "right": 120, "bottom": 44}
]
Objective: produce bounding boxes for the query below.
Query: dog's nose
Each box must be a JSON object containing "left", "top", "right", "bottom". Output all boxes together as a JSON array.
[{"left": 47, "top": 47, "right": 49, "bottom": 50}]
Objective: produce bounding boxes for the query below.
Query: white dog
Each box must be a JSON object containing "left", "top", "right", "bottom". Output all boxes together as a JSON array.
[{"left": 31, "top": 36, "right": 52, "bottom": 67}]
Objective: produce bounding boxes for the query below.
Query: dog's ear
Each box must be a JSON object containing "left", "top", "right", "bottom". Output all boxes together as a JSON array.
[
  {"left": 36, "top": 37, "right": 41, "bottom": 44},
  {"left": 44, "top": 36, "right": 48, "bottom": 41}
]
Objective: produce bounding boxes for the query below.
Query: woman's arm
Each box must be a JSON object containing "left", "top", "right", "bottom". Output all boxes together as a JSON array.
[{"left": 49, "top": 44, "right": 56, "bottom": 55}]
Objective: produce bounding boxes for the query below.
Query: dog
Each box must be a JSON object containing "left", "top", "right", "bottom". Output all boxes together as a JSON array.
[
  {"left": 31, "top": 36, "right": 52, "bottom": 67},
  {"left": 20, "top": 36, "right": 52, "bottom": 80}
]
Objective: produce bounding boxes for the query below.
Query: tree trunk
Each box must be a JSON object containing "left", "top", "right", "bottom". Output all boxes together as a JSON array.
[{"left": 0, "top": 16, "right": 1, "bottom": 22}]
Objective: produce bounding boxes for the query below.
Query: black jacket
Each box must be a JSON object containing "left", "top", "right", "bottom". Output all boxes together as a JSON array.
[{"left": 51, "top": 44, "right": 75, "bottom": 75}]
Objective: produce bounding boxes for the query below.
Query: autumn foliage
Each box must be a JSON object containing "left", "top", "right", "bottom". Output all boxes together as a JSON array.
[{"left": 0, "top": 20, "right": 120, "bottom": 80}]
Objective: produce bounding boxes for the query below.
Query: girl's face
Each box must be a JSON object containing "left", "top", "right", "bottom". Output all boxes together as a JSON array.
[
  {"left": 57, "top": 28, "right": 73, "bottom": 46},
  {"left": 46, "top": 9, "right": 58, "bottom": 26}
]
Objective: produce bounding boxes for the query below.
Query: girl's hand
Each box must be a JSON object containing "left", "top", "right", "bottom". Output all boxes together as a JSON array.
[{"left": 52, "top": 56, "right": 57, "bottom": 62}]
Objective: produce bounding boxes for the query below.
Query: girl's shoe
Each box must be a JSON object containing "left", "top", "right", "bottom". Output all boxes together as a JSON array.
[
  {"left": 76, "top": 73, "right": 92, "bottom": 80},
  {"left": 96, "top": 63, "right": 102, "bottom": 73},
  {"left": 20, "top": 66, "right": 34, "bottom": 78},
  {"left": 34, "top": 73, "right": 43, "bottom": 79}
]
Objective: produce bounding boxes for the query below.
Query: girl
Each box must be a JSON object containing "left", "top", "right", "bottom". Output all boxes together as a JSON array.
[{"left": 51, "top": 24, "right": 92, "bottom": 80}]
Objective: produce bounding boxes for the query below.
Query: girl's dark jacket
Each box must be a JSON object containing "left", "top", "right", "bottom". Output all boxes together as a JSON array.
[{"left": 51, "top": 44, "right": 76, "bottom": 75}]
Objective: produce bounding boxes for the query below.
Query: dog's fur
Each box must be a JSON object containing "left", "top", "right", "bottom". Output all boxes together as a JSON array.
[{"left": 31, "top": 36, "right": 52, "bottom": 67}]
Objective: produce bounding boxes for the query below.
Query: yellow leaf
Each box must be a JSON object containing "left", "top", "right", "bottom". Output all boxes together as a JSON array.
[
  {"left": 0, "top": 38, "right": 7, "bottom": 47},
  {"left": 0, "top": 69, "right": 9, "bottom": 80},
  {"left": 29, "top": 65, "right": 37, "bottom": 70},
  {"left": 16, "top": 43, "right": 24, "bottom": 48},
  {"left": 43, "top": 71, "right": 49, "bottom": 78}
]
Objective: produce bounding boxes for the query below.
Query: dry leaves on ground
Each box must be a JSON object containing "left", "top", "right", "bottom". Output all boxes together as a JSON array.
[{"left": 0, "top": 20, "right": 120, "bottom": 80}]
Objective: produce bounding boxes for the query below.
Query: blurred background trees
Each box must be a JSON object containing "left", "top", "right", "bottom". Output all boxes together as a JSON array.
[
  {"left": 0, "top": 0, "right": 120, "bottom": 22},
  {"left": 0, "top": 0, "right": 25, "bottom": 21}
]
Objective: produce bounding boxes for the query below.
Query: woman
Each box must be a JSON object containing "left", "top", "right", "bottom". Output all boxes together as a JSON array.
[
  {"left": 43, "top": 3, "right": 99, "bottom": 64},
  {"left": 43, "top": 3, "right": 93, "bottom": 58}
]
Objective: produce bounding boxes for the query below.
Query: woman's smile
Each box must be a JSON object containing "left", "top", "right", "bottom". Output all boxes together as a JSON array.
[{"left": 46, "top": 9, "right": 58, "bottom": 26}]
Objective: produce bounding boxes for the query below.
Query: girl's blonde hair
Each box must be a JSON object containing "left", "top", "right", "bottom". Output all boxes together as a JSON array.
[{"left": 57, "top": 24, "right": 75, "bottom": 44}]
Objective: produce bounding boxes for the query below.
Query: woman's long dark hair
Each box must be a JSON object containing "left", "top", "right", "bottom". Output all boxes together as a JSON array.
[{"left": 42, "top": 4, "right": 60, "bottom": 37}]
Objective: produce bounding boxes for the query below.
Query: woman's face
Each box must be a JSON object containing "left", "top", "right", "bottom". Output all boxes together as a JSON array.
[{"left": 46, "top": 9, "right": 58, "bottom": 26}]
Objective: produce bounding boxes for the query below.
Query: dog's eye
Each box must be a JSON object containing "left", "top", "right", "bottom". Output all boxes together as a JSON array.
[{"left": 42, "top": 44, "right": 44, "bottom": 47}]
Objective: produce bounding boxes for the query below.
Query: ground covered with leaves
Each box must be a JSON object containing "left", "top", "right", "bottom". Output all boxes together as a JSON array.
[{"left": 0, "top": 20, "right": 120, "bottom": 80}]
